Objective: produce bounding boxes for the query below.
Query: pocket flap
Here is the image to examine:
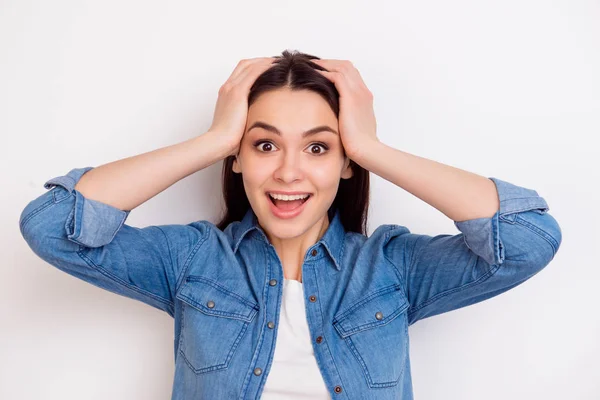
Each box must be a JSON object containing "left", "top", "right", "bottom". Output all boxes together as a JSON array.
[
  {"left": 333, "top": 285, "right": 409, "bottom": 339},
  {"left": 176, "top": 275, "right": 259, "bottom": 323}
]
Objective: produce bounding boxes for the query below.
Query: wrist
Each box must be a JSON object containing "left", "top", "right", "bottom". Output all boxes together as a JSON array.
[
  {"left": 199, "top": 131, "right": 236, "bottom": 161},
  {"left": 346, "top": 139, "right": 380, "bottom": 162}
]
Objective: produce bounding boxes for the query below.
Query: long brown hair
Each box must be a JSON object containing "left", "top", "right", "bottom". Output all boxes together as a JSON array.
[{"left": 216, "top": 49, "right": 370, "bottom": 235}]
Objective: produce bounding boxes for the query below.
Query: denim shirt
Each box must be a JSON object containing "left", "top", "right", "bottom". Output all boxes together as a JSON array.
[{"left": 19, "top": 167, "right": 562, "bottom": 399}]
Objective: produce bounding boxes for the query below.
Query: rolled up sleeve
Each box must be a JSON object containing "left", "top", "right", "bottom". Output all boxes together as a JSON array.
[
  {"left": 454, "top": 177, "right": 561, "bottom": 266},
  {"left": 19, "top": 167, "right": 208, "bottom": 317},
  {"left": 42, "top": 167, "right": 131, "bottom": 248},
  {"left": 382, "top": 177, "right": 562, "bottom": 325}
]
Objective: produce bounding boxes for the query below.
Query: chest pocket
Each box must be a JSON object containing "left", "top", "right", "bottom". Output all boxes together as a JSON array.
[
  {"left": 175, "top": 275, "right": 259, "bottom": 374},
  {"left": 333, "top": 284, "right": 409, "bottom": 388}
]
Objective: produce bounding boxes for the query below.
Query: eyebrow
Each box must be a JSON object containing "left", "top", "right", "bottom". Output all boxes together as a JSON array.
[{"left": 246, "top": 121, "right": 338, "bottom": 138}]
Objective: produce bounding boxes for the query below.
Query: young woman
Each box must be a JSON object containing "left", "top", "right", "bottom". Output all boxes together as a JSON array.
[{"left": 19, "top": 50, "right": 562, "bottom": 399}]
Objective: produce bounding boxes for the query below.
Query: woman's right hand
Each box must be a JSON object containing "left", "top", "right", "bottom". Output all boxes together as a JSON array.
[{"left": 208, "top": 57, "right": 277, "bottom": 157}]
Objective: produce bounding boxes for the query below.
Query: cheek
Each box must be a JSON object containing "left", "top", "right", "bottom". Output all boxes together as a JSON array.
[
  {"left": 308, "top": 163, "right": 344, "bottom": 187},
  {"left": 239, "top": 157, "right": 271, "bottom": 185}
]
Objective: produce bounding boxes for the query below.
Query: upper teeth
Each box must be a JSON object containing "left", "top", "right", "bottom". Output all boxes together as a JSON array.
[{"left": 269, "top": 193, "right": 310, "bottom": 201}]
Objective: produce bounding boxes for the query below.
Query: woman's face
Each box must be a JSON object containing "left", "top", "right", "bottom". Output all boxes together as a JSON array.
[{"left": 232, "top": 87, "right": 353, "bottom": 241}]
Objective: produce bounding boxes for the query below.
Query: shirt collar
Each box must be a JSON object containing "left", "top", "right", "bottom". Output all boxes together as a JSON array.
[{"left": 232, "top": 206, "right": 345, "bottom": 271}]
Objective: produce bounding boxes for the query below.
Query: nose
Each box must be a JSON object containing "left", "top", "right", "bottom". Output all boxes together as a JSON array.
[{"left": 273, "top": 150, "right": 304, "bottom": 183}]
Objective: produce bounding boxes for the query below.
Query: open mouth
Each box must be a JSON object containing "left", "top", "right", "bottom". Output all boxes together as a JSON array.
[{"left": 267, "top": 193, "right": 312, "bottom": 212}]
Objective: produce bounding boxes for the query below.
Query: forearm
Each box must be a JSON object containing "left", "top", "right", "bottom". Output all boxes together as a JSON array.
[
  {"left": 350, "top": 140, "right": 500, "bottom": 222},
  {"left": 74, "top": 131, "right": 231, "bottom": 212}
]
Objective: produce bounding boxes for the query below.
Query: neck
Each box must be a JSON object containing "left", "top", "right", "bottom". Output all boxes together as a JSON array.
[{"left": 266, "top": 213, "right": 330, "bottom": 282}]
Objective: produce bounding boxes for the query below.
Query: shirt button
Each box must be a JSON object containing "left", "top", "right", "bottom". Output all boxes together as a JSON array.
[
  {"left": 254, "top": 367, "right": 262, "bottom": 376},
  {"left": 267, "top": 321, "right": 275, "bottom": 329},
  {"left": 269, "top": 279, "right": 277, "bottom": 286},
  {"left": 207, "top": 300, "right": 215, "bottom": 308},
  {"left": 311, "top": 249, "right": 318, "bottom": 256},
  {"left": 334, "top": 385, "right": 343, "bottom": 394},
  {"left": 316, "top": 336, "right": 323, "bottom": 343},
  {"left": 375, "top": 311, "right": 383, "bottom": 320},
  {"left": 309, "top": 295, "right": 317, "bottom": 302}
]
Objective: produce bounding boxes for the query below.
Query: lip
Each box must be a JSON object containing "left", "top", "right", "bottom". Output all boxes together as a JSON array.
[
  {"left": 266, "top": 192, "right": 312, "bottom": 219},
  {"left": 266, "top": 190, "right": 312, "bottom": 196}
]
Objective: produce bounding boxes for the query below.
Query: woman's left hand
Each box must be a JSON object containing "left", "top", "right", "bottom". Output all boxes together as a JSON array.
[{"left": 311, "top": 59, "right": 379, "bottom": 159}]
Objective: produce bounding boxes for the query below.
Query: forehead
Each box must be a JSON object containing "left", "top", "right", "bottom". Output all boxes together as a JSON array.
[{"left": 247, "top": 88, "right": 337, "bottom": 127}]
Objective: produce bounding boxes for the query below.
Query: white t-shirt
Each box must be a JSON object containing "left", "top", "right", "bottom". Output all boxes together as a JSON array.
[{"left": 261, "top": 279, "right": 331, "bottom": 399}]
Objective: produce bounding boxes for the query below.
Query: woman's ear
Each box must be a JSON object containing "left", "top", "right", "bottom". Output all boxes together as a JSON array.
[
  {"left": 341, "top": 156, "right": 353, "bottom": 179},
  {"left": 232, "top": 156, "right": 241, "bottom": 174}
]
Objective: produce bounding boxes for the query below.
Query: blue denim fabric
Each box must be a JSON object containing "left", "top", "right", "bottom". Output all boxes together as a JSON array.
[{"left": 19, "top": 167, "right": 562, "bottom": 399}]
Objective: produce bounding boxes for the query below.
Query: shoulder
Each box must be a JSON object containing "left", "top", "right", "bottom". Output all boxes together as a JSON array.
[
  {"left": 360, "top": 223, "right": 413, "bottom": 250},
  {"left": 185, "top": 218, "right": 250, "bottom": 254},
  {"left": 343, "top": 223, "right": 413, "bottom": 264}
]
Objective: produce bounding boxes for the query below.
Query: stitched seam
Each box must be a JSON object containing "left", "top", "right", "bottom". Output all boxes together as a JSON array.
[
  {"left": 156, "top": 225, "right": 176, "bottom": 312},
  {"left": 346, "top": 336, "right": 374, "bottom": 385},
  {"left": 311, "top": 264, "right": 349, "bottom": 397},
  {"left": 250, "top": 242, "right": 272, "bottom": 399},
  {"left": 381, "top": 226, "right": 411, "bottom": 298},
  {"left": 76, "top": 249, "right": 172, "bottom": 308},
  {"left": 337, "top": 299, "right": 407, "bottom": 336},
  {"left": 184, "top": 276, "right": 258, "bottom": 310},
  {"left": 404, "top": 234, "right": 428, "bottom": 313},
  {"left": 514, "top": 215, "right": 559, "bottom": 253},
  {"left": 344, "top": 328, "right": 404, "bottom": 388},
  {"left": 19, "top": 196, "right": 59, "bottom": 233},
  {"left": 384, "top": 252, "right": 405, "bottom": 286},
  {"left": 176, "top": 293, "right": 256, "bottom": 321},
  {"left": 500, "top": 205, "right": 548, "bottom": 216},
  {"left": 179, "top": 347, "right": 228, "bottom": 374},
  {"left": 499, "top": 198, "right": 548, "bottom": 216},
  {"left": 500, "top": 196, "right": 542, "bottom": 203},
  {"left": 174, "top": 223, "right": 210, "bottom": 294},
  {"left": 179, "top": 319, "right": 250, "bottom": 374},
  {"left": 407, "top": 261, "right": 501, "bottom": 319},
  {"left": 334, "top": 284, "right": 402, "bottom": 322},
  {"left": 105, "top": 206, "right": 128, "bottom": 244}
]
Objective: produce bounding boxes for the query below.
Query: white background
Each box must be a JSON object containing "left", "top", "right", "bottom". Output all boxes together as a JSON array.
[{"left": 3, "top": 0, "right": 599, "bottom": 399}]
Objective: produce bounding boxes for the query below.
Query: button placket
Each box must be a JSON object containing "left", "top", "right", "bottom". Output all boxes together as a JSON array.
[
  {"left": 306, "top": 247, "right": 341, "bottom": 396},
  {"left": 267, "top": 279, "right": 278, "bottom": 329}
]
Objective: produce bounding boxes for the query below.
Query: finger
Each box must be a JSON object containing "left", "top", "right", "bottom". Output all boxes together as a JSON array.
[
  {"left": 314, "top": 63, "right": 360, "bottom": 94},
  {"left": 314, "top": 59, "right": 367, "bottom": 93},
  {"left": 312, "top": 59, "right": 351, "bottom": 74},
  {"left": 231, "top": 58, "right": 277, "bottom": 90},
  {"left": 228, "top": 58, "right": 276, "bottom": 89},
  {"left": 315, "top": 69, "right": 352, "bottom": 96},
  {"left": 228, "top": 57, "right": 276, "bottom": 84},
  {"left": 229, "top": 57, "right": 275, "bottom": 83}
]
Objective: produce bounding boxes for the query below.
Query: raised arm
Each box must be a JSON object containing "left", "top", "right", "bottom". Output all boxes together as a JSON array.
[
  {"left": 73, "top": 131, "right": 231, "bottom": 212},
  {"left": 19, "top": 130, "right": 230, "bottom": 316},
  {"left": 350, "top": 126, "right": 564, "bottom": 322},
  {"left": 350, "top": 140, "right": 500, "bottom": 222},
  {"left": 19, "top": 58, "right": 276, "bottom": 316},
  {"left": 311, "top": 58, "right": 562, "bottom": 324}
]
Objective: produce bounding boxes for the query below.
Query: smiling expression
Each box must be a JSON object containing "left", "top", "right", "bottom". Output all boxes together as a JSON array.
[{"left": 232, "top": 87, "right": 353, "bottom": 242}]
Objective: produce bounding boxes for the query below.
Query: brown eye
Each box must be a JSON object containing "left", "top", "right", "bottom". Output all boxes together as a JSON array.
[
  {"left": 253, "top": 140, "right": 328, "bottom": 155},
  {"left": 255, "top": 141, "right": 275, "bottom": 152},
  {"left": 261, "top": 143, "right": 273, "bottom": 151},
  {"left": 309, "top": 144, "right": 328, "bottom": 154}
]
